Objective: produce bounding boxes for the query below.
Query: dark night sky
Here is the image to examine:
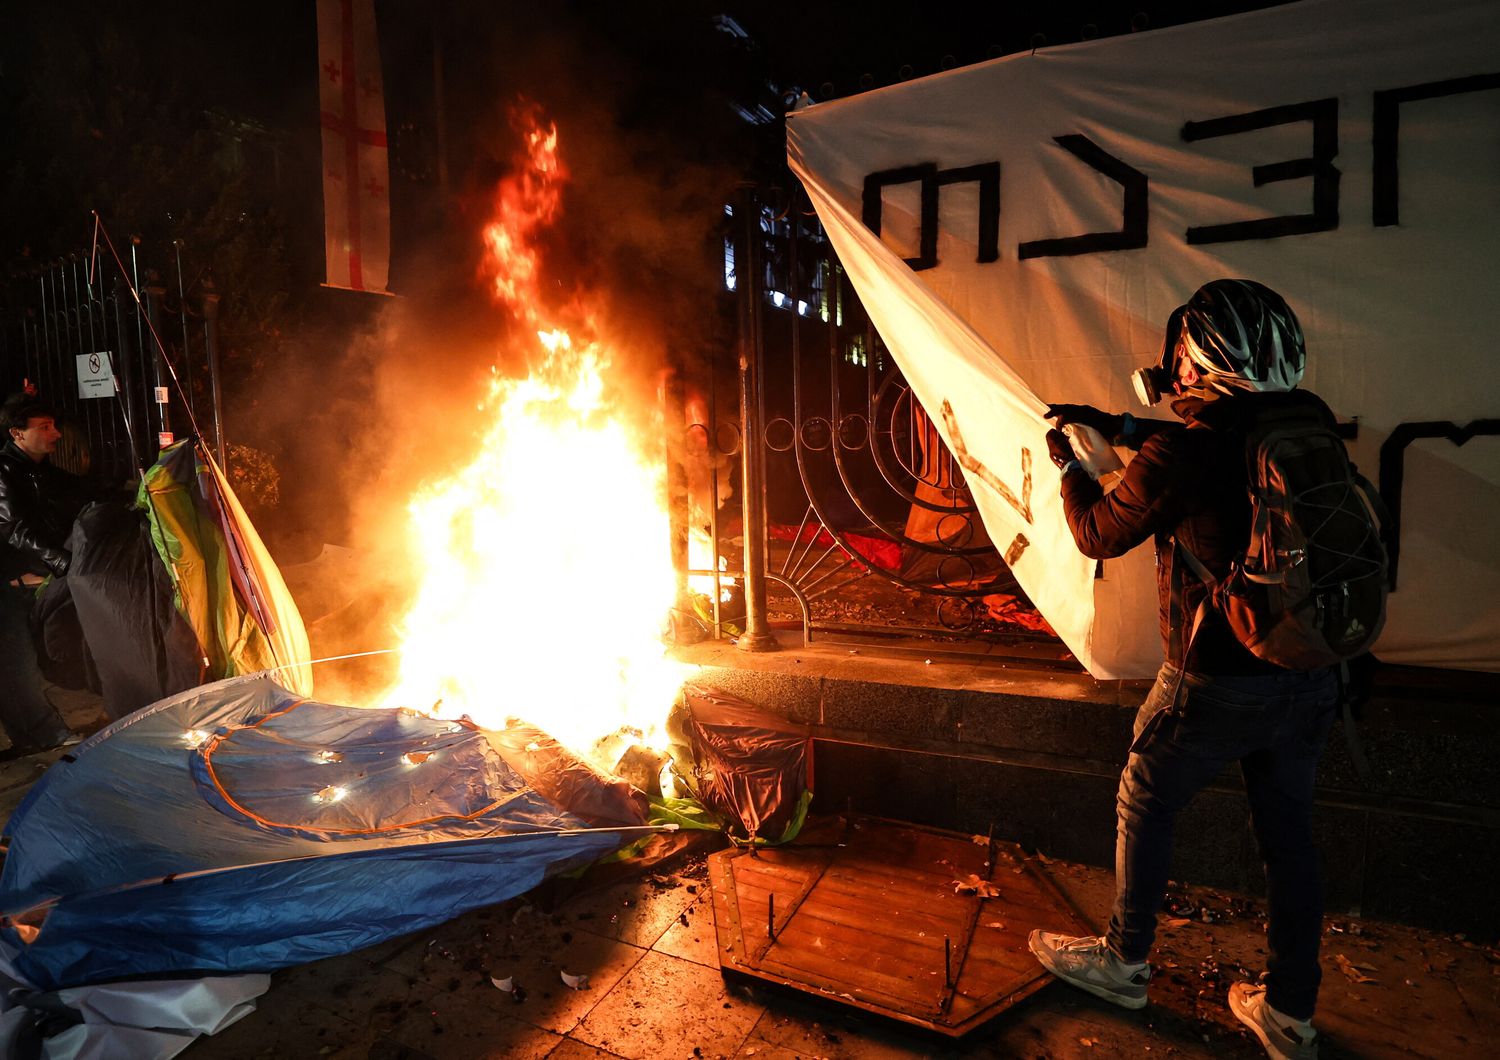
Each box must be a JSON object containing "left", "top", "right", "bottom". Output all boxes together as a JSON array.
[
  {"left": 1, "top": 0, "right": 1300, "bottom": 251},
  {"left": 0, "top": 0, "right": 1295, "bottom": 538}
]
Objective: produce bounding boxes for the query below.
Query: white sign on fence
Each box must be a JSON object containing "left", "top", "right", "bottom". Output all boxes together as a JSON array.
[{"left": 75, "top": 351, "right": 114, "bottom": 399}]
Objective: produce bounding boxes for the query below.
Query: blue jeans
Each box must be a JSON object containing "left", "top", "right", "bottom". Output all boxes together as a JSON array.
[
  {"left": 0, "top": 582, "right": 71, "bottom": 750},
  {"left": 1107, "top": 663, "right": 1339, "bottom": 1020}
]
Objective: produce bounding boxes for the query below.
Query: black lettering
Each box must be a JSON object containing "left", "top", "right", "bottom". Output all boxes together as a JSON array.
[
  {"left": 1378, "top": 418, "right": 1500, "bottom": 589},
  {"left": 862, "top": 161, "right": 1000, "bottom": 271},
  {"left": 938, "top": 163, "right": 1001, "bottom": 264},
  {"left": 1373, "top": 73, "right": 1500, "bottom": 227},
  {"left": 1181, "top": 98, "right": 1339, "bottom": 244},
  {"left": 1018, "top": 135, "right": 1148, "bottom": 259}
]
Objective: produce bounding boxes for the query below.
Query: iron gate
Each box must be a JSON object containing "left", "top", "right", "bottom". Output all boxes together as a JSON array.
[
  {"left": 681, "top": 184, "right": 1057, "bottom": 652},
  {"left": 1, "top": 236, "right": 227, "bottom": 484}
]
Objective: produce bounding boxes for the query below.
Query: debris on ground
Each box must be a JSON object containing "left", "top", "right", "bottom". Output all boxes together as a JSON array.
[
  {"left": 1335, "top": 953, "right": 1379, "bottom": 984},
  {"left": 953, "top": 874, "right": 1001, "bottom": 898}
]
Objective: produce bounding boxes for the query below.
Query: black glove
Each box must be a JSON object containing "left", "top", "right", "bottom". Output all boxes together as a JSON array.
[
  {"left": 1045, "top": 403, "right": 1124, "bottom": 441},
  {"left": 1046, "top": 429, "right": 1078, "bottom": 470}
]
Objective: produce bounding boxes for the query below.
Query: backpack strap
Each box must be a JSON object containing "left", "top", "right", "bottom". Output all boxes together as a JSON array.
[{"left": 1165, "top": 537, "right": 1217, "bottom": 709}]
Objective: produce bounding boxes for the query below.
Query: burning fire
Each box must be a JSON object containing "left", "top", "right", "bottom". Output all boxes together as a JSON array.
[
  {"left": 479, "top": 103, "right": 562, "bottom": 329},
  {"left": 381, "top": 104, "right": 688, "bottom": 764}
]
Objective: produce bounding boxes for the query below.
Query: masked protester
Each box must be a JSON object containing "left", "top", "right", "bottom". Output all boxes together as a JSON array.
[
  {"left": 0, "top": 391, "right": 85, "bottom": 754},
  {"left": 1028, "top": 280, "right": 1337, "bottom": 1060}
]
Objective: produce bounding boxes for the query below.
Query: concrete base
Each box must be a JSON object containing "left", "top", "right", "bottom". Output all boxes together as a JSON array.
[{"left": 672, "top": 634, "right": 1500, "bottom": 938}]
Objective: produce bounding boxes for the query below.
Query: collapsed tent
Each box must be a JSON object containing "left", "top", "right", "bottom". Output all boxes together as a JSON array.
[
  {"left": 667, "top": 686, "right": 813, "bottom": 845},
  {"left": 37, "top": 438, "right": 311, "bottom": 717},
  {"left": 0, "top": 674, "right": 638, "bottom": 990},
  {"left": 787, "top": 0, "right": 1500, "bottom": 675}
]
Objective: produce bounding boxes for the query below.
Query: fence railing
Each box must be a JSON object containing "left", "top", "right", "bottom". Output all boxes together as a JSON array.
[
  {"left": 679, "top": 184, "right": 1056, "bottom": 654},
  {"left": 1, "top": 238, "right": 226, "bottom": 484}
]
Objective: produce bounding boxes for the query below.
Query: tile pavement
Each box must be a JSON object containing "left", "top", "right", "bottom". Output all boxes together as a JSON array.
[
  {"left": 182, "top": 853, "right": 1497, "bottom": 1060},
  {"left": 6, "top": 682, "right": 1496, "bottom": 1059}
]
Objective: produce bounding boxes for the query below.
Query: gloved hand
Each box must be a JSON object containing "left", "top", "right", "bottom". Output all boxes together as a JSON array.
[
  {"left": 1046, "top": 429, "right": 1079, "bottom": 471},
  {"left": 1045, "top": 403, "right": 1124, "bottom": 441}
]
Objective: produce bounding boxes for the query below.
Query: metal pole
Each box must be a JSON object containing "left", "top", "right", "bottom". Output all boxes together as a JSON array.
[
  {"left": 663, "top": 355, "right": 694, "bottom": 637},
  {"left": 142, "top": 277, "right": 170, "bottom": 451},
  {"left": 128, "top": 238, "right": 154, "bottom": 460},
  {"left": 67, "top": 254, "right": 102, "bottom": 474},
  {"left": 201, "top": 276, "right": 226, "bottom": 469},
  {"left": 38, "top": 269, "right": 58, "bottom": 400},
  {"left": 173, "top": 240, "right": 196, "bottom": 425},
  {"left": 706, "top": 353, "right": 724, "bottom": 638},
  {"left": 734, "top": 185, "right": 777, "bottom": 653},
  {"left": 80, "top": 245, "right": 121, "bottom": 478},
  {"left": 110, "top": 277, "right": 143, "bottom": 471}
]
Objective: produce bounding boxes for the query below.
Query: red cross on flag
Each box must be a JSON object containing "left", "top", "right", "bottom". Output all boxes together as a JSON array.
[{"left": 317, "top": 0, "right": 390, "bottom": 293}]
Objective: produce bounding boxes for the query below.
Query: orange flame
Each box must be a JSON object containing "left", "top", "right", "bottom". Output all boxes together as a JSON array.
[
  {"left": 384, "top": 104, "right": 688, "bottom": 766},
  {"left": 479, "top": 103, "right": 565, "bottom": 328}
]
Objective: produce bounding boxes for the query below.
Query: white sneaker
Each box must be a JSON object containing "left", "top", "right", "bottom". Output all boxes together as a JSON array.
[
  {"left": 1027, "top": 930, "right": 1150, "bottom": 1009},
  {"left": 1229, "top": 982, "right": 1319, "bottom": 1059}
]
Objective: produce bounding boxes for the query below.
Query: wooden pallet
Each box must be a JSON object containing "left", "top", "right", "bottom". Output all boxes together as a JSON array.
[{"left": 708, "top": 815, "right": 1096, "bottom": 1037}]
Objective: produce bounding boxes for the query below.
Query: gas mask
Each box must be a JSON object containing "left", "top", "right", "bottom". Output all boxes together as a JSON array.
[
  {"left": 1130, "top": 306, "right": 1187, "bottom": 407},
  {"left": 1130, "top": 363, "right": 1172, "bottom": 407}
]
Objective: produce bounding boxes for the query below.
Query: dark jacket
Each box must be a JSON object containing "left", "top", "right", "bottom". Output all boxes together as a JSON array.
[
  {"left": 0, "top": 441, "right": 89, "bottom": 580},
  {"left": 1059, "top": 389, "right": 1338, "bottom": 675}
]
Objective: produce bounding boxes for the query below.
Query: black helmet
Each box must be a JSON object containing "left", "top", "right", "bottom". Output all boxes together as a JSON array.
[{"left": 1179, "top": 279, "right": 1305, "bottom": 394}]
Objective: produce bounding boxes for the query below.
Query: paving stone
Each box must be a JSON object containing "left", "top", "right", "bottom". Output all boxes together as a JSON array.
[
  {"left": 189, "top": 965, "right": 401, "bottom": 1060},
  {"left": 183, "top": 851, "right": 1497, "bottom": 1060},
  {"left": 555, "top": 875, "right": 701, "bottom": 950},
  {"left": 572, "top": 950, "right": 763, "bottom": 1058},
  {"left": 651, "top": 890, "right": 719, "bottom": 969},
  {"left": 369, "top": 899, "right": 650, "bottom": 1038},
  {"left": 191, "top": 1009, "right": 390, "bottom": 1060},
  {"left": 548, "top": 1039, "right": 626, "bottom": 1059},
  {"left": 385, "top": 987, "right": 563, "bottom": 1060},
  {"left": 740, "top": 988, "right": 941, "bottom": 1059},
  {"left": 45, "top": 683, "right": 108, "bottom": 731},
  {"left": 500, "top": 929, "right": 649, "bottom": 1035},
  {"left": 265, "top": 953, "right": 437, "bottom": 1044},
  {"left": 1361, "top": 814, "right": 1500, "bottom": 936},
  {"left": 373, "top": 904, "right": 509, "bottom": 981}
]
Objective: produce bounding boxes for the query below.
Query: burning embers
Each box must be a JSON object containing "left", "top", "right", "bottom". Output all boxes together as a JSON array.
[{"left": 381, "top": 104, "right": 686, "bottom": 768}]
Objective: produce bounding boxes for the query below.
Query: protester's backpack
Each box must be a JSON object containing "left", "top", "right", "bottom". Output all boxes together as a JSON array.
[{"left": 1179, "top": 408, "right": 1389, "bottom": 670}]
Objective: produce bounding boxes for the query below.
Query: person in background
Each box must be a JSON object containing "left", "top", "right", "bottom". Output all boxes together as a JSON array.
[
  {"left": 1027, "top": 281, "right": 1339, "bottom": 1060},
  {"left": 0, "top": 390, "right": 86, "bottom": 754}
]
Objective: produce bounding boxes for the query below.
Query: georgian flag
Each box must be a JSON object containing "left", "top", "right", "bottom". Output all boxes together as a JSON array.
[{"left": 317, "top": 0, "right": 391, "bottom": 293}]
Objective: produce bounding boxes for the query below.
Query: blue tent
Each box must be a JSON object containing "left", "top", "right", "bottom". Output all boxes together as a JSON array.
[{"left": 0, "top": 674, "right": 634, "bottom": 990}]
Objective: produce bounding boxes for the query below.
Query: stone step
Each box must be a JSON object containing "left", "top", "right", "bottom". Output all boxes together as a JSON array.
[{"left": 671, "top": 634, "right": 1500, "bottom": 938}]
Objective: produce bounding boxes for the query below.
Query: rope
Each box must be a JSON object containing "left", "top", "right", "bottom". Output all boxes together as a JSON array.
[{"left": 88, "top": 211, "right": 213, "bottom": 449}]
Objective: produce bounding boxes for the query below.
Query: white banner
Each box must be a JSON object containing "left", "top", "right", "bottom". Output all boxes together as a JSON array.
[{"left": 789, "top": 0, "right": 1500, "bottom": 676}]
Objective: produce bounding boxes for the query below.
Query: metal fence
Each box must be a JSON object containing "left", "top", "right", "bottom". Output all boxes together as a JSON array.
[
  {"left": 683, "top": 184, "right": 1053, "bottom": 653},
  {"left": 0, "top": 239, "right": 226, "bottom": 484}
]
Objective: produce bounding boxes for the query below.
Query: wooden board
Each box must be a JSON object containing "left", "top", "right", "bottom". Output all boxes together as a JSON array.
[{"left": 708, "top": 815, "right": 1096, "bottom": 1037}]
